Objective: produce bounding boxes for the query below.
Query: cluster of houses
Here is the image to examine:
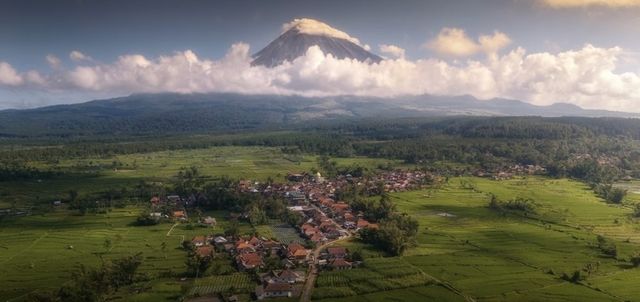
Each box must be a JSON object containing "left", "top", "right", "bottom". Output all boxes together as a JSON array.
[
  {"left": 171, "top": 169, "right": 432, "bottom": 300},
  {"left": 187, "top": 233, "right": 313, "bottom": 300},
  {"left": 473, "top": 164, "right": 545, "bottom": 180},
  {"left": 240, "top": 170, "right": 433, "bottom": 200}
]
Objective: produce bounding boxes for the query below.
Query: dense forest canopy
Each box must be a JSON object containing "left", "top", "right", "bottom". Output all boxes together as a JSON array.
[{"left": 2, "top": 116, "right": 640, "bottom": 184}]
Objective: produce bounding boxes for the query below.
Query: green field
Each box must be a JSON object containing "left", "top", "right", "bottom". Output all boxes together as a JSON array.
[
  {"left": 0, "top": 146, "right": 399, "bottom": 208},
  {"left": 5, "top": 144, "right": 640, "bottom": 301},
  {"left": 316, "top": 176, "right": 640, "bottom": 302}
]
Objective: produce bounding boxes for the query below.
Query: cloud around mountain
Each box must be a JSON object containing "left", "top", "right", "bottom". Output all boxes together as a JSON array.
[{"left": 1, "top": 20, "right": 640, "bottom": 112}]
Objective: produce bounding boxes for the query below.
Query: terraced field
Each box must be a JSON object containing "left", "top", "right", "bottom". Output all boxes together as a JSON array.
[
  {"left": 316, "top": 176, "right": 640, "bottom": 302},
  {"left": 188, "top": 273, "right": 255, "bottom": 296},
  {"left": 313, "top": 258, "right": 435, "bottom": 300}
]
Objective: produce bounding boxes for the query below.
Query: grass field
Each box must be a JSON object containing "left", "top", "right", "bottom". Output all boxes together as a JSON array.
[
  {"left": 6, "top": 144, "right": 640, "bottom": 301},
  {"left": 0, "top": 205, "right": 298, "bottom": 301},
  {"left": 315, "top": 176, "right": 640, "bottom": 302},
  {"left": 1, "top": 146, "right": 400, "bottom": 207}
]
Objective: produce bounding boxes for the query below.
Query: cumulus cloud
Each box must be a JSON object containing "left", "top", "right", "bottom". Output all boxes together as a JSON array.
[
  {"left": 0, "top": 62, "right": 23, "bottom": 86},
  {"left": 542, "top": 0, "right": 640, "bottom": 8},
  {"left": 69, "top": 50, "right": 93, "bottom": 62},
  {"left": 379, "top": 44, "right": 406, "bottom": 59},
  {"left": 46, "top": 54, "right": 61, "bottom": 69},
  {"left": 1, "top": 42, "right": 640, "bottom": 112},
  {"left": 426, "top": 28, "right": 511, "bottom": 57}
]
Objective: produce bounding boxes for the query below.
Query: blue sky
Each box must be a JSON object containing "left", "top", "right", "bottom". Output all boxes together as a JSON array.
[{"left": 2, "top": 0, "right": 640, "bottom": 110}]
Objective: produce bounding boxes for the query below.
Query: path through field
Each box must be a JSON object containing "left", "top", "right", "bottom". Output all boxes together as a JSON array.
[{"left": 300, "top": 235, "right": 351, "bottom": 302}]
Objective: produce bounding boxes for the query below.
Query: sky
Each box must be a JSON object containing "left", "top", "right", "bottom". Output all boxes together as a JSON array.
[{"left": 1, "top": 0, "right": 640, "bottom": 111}]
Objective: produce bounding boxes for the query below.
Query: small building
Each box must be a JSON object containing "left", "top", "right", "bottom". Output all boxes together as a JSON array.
[
  {"left": 202, "top": 216, "right": 217, "bottom": 226},
  {"left": 214, "top": 236, "right": 228, "bottom": 245},
  {"left": 327, "top": 247, "right": 347, "bottom": 259},
  {"left": 262, "top": 269, "right": 305, "bottom": 284},
  {"left": 173, "top": 210, "right": 187, "bottom": 220},
  {"left": 236, "top": 252, "right": 263, "bottom": 271},
  {"left": 286, "top": 243, "right": 309, "bottom": 262},
  {"left": 329, "top": 258, "right": 352, "bottom": 270},
  {"left": 192, "top": 236, "right": 207, "bottom": 247},
  {"left": 256, "top": 283, "right": 293, "bottom": 300},
  {"left": 196, "top": 246, "right": 214, "bottom": 258}
]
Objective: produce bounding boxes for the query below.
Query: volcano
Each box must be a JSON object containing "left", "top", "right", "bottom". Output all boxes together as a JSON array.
[{"left": 251, "top": 18, "right": 383, "bottom": 67}]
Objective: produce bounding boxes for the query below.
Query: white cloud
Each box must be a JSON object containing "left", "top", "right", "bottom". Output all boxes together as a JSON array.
[
  {"left": 2, "top": 43, "right": 640, "bottom": 112},
  {"left": 542, "top": 0, "right": 640, "bottom": 8},
  {"left": 0, "top": 62, "right": 23, "bottom": 86},
  {"left": 69, "top": 50, "right": 93, "bottom": 62},
  {"left": 46, "top": 54, "right": 61, "bottom": 69},
  {"left": 426, "top": 28, "right": 511, "bottom": 57},
  {"left": 379, "top": 44, "right": 406, "bottom": 59}
]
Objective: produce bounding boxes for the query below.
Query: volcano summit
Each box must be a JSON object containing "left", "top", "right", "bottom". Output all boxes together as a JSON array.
[{"left": 251, "top": 18, "right": 383, "bottom": 67}]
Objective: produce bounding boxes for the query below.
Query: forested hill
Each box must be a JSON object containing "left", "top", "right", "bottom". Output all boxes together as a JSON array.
[{"left": 0, "top": 93, "right": 638, "bottom": 138}]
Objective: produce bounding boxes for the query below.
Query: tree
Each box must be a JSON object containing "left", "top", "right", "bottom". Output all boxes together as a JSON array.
[
  {"left": 135, "top": 209, "right": 159, "bottom": 226},
  {"left": 630, "top": 253, "right": 640, "bottom": 267},
  {"left": 68, "top": 190, "right": 78, "bottom": 203},
  {"left": 224, "top": 219, "right": 240, "bottom": 237},
  {"left": 103, "top": 238, "right": 112, "bottom": 253},
  {"left": 41, "top": 254, "right": 143, "bottom": 301},
  {"left": 248, "top": 204, "right": 268, "bottom": 226},
  {"left": 185, "top": 255, "right": 211, "bottom": 278},
  {"left": 596, "top": 235, "right": 617, "bottom": 258}
]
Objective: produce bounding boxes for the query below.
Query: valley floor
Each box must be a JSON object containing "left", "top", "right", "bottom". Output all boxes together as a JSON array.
[{"left": 2, "top": 146, "right": 640, "bottom": 301}]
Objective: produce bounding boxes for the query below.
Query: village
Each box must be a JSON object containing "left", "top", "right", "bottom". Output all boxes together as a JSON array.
[
  {"left": 143, "top": 165, "right": 551, "bottom": 301},
  {"left": 146, "top": 169, "right": 433, "bottom": 300}
]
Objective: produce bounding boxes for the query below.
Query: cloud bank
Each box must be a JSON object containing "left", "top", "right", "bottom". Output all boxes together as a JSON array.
[
  {"left": 1, "top": 40, "right": 640, "bottom": 112},
  {"left": 425, "top": 28, "right": 512, "bottom": 57},
  {"left": 542, "top": 0, "right": 640, "bottom": 8},
  {"left": 379, "top": 44, "right": 406, "bottom": 59}
]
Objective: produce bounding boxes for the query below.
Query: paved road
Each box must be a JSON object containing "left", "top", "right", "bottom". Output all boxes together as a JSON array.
[{"left": 299, "top": 235, "right": 351, "bottom": 302}]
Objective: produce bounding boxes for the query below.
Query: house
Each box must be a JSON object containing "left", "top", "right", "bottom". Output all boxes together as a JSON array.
[
  {"left": 286, "top": 243, "right": 309, "bottom": 262},
  {"left": 248, "top": 236, "right": 262, "bottom": 247},
  {"left": 262, "top": 239, "right": 282, "bottom": 253},
  {"left": 192, "top": 236, "right": 207, "bottom": 247},
  {"left": 256, "top": 283, "right": 293, "bottom": 300},
  {"left": 150, "top": 196, "right": 160, "bottom": 205},
  {"left": 309, "top": 233, "right": 326, "bottom": 244},
  {"left": 287, "top": 173, "right": 305, "bottom": 182},
  {"left": 167, "top": 195, "right": 181, "bottom": 203},
  {"left": 202, "top": 216, "right": 216, "bottom": 226},
  {"left": 329, "top": 258, "right": 352, "bottom": 270},
  {"left": 304, "top": 227, "right": 320, "bottom": 237},
  {"left": 327, "top": 247, "right": 347, "bottom": 259},
  {"left": 262, "top": 269, "right": 305, "bottom": 284},
  {"left": 213, "top": 236, "right": 228, "bottom": 245},
  {"left": 236, "top": 252, "right": 263, "bottom": 270},
  {"left": 236, "top": 241, "right": 256, "bottom": 254},
  {"left": 173, "top": 211, "right": 187, "bottom": 220},
  {"left": 196, "top": 246, "right": 214, "bottom": 258},
  {"left": 356, "top": 218, "right": 372, "bottom": 229},
  {"left": 52, "top": 200, "right": 62, "bottom": 206}
]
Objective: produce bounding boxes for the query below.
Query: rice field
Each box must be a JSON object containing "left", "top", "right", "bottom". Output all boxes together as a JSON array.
[{"left": 315, "top": 176, "right": 640, "bottom": 302}]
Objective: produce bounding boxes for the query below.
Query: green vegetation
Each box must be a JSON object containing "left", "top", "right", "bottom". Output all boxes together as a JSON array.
[
  {"left": 6, "top": 116, "right": 640, "bottom": 301},
  {"left": 316, "top": 176, "right": 640, "bottom": 301}
]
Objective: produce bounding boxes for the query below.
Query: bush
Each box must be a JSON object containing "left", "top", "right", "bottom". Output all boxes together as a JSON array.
[
  {"left": 596, "top": 235, "right": 617, "bottom": 258},
  {"left": 630, "top": 254, "right": 640, "bottom": 267},
  {"left": 595, "top": 184, "right": 626, "bottom": 204}
]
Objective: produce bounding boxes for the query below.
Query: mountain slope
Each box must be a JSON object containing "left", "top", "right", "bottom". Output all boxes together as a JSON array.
[
  {"left": 0, "top": 93, "right": 637, "bottom": 138},
  {"left": 252, "top": 18, "right": 382, "bottom": 67}
]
